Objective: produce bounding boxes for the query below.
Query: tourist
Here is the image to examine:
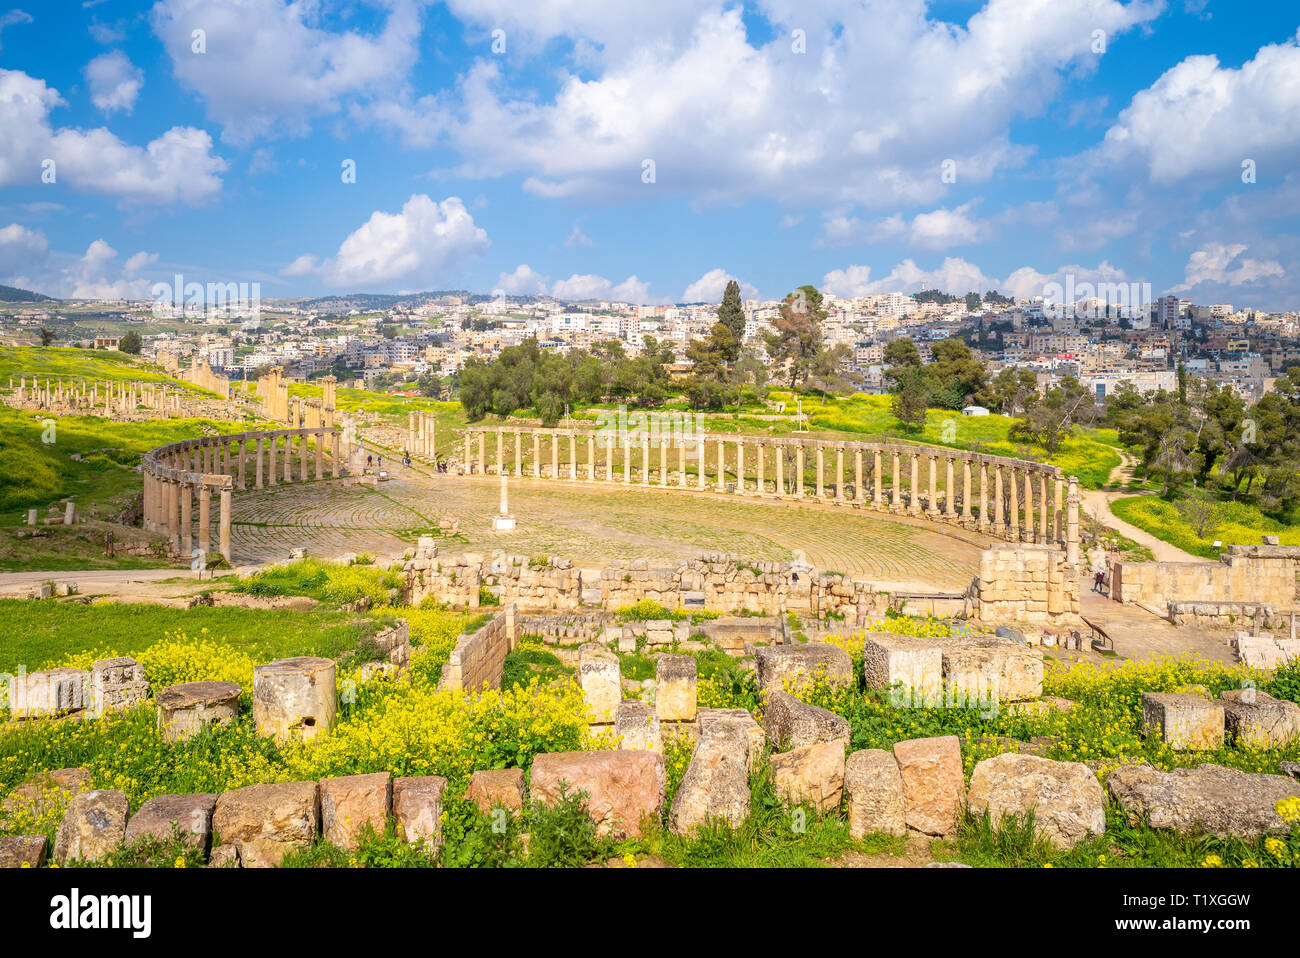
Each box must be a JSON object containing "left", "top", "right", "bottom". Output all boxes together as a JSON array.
[{"left": 1088, "top": 545, "right": 1106, "bottom": 593}]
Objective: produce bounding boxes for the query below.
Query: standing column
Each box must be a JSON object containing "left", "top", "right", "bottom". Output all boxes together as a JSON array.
[
  {"left": 180, "top": 482, "right": 193, "bottom": 556},
  {"left": 835, "top": 446, "right": 844, "bottom": 501},
  {"left": 606, "top": 435, "right": 614, "bottom": 481},
  {"left": 587, "top": 435, "right": 596, "bottom": 481},
  {"left": 624, "top": 436, "right": 633, "bottom": 483},
  {"left": 698, "top": 435, "right": 708, "bottom": 490},
  {"left": 736, "top": 441, "right": 745, "bottom": 495},
  {"left": 678, "top": 439, "right": 687, "bottom": 488},
  {"left": 1039, "top": 473, "right": 1049, "bottom": 543},
  {"left": 218, "top": 488, "right": 232, "bottom": 562},
  {"left": 478, "top": 433, "right": 486, "bottom": 475},
  {"left": 283, "top": 436, "right": 293, "bottom": 482},
  {"left": 872, "top": 450, "right": 883, "bottom": 508},
  {"left": 776, "top": 445, "right": 785, "bottom": 497},
  {"left": 796, "top": 445, "right": 805, "bottom": 497},
  {"left": 1008, "top": 468, "right": 1020, "bottom": 540},
  {"left": 551, "top": 434, "right": 559, "bottom": 480},
  {"left": 1066, "top": 476, "right": 1081, "bottom": 565},
  {"left": 927, "top": 456, "right": 939, "bottom": 515},
  {"left": 757, "top": 443, "right": 766, "bottom": 497},
  {"left": 464, "top": 434, "right": 472, "bottom": 473},
  {"left": 961, "top": 459, "right": 972, "bottom": 521},
  {"left": 332, "top": 432, "right": 341, "bottom": 479},
  {"left": 300, "top": 435, "right": 310, "bottom": 482},
  {"left": 978, "top": 462, "right": 989, "bottom": 529},
  {"left": 315, "top": 433, "right": 324, "bottom": 480},
  {"left": 268, "top": 437, "right": 278, "bottom": 486},
  {"left": 891, "top": 452, "right": 901, "bottom": 511},
  {"left": 496, "top": 431, "right": 504, "bottom": 475},
  {"left": 909, "top": 454, "right": 921, "bottom": 515},
  {"left": 716, "top": 437, "right": 726, "bottom": 492},
  {"left": 641, "top": 437, "right": 650, "bottom": 485},
  {"left": 237, "top": 440, "right": 247, "bottom": 490},
  {"left": 815, "top": 446, "right": 825, "bottom": 499},
  {"left": 854, "top": 449, "right": 864, "bottom": 503},
  {"left": 1053, "top": 476, "right": 1065, "bottom": 545},
  {"left": 166, "top": 480, "right": 180, "bottom": 553},
  {"left": 569, "top": 434, "right": 577, "bottom": 480},
  {"left": 197, "top": 486, "right": 211, "bottom": 555},
  {"left": 1022, "top": 470, "right": 1034, "bottom": 543},
  {"left": 532, "top": 432, "right": 540, "bottom": 478},
  {"left": 945, "top": 456, "right": 956, "bottom": 518},
  {"left": 993, "top": 464, "right": 1004, "bottom": 530},
  {"left": 659, "top": 440, "right": 668, "bottom": 486}
]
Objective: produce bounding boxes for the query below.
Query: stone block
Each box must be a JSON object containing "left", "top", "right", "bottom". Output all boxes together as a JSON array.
[
  {"left": 578, "top": 643, "right": 621, "bottom": 724},
  {"left": 755, "top": 644, "right": 853, "bottom": 695},
  {"left": 966, "top": 753, "right": 1105, "bottom": 849},
  {"left": 892, "top": 735, "right": 964, "bottom": 837},
  {"left": 941, "top": 641, "right": 1044, "bottom": 703},
  {"left": 10, "top": 667, "right": 89, "bottom": 717},
  {"left": 762, "top": 690, "right": 850, "bottom": 751},
  {"left": 54, "top": 790, "right": 129, "bottom": 864},
  {"left": 529, "top": 750, "right": 665, "bottom": 839},
  {"left": 1220, "top": 689, "right": 1300, "bottom": 748},
  {"left": 465, "top": 768, "right": 526, "bottom": 815},
  {"left": 393, "top": 776, "right": 448, "bottom": 849},
  {"left": 698, "top": 708, "right": 764, "bottom": 770},
  {"left": 156, "top": 681, "right": 242, "bottom": 743},
  {"left": 616, "top": 700, "right": 662, "bottom": 752},
  {"left": 320, "top": 772, "right": 392, "bottom": 850},
  {"left": 655, "top": 654, "right": 697, "bottom": 722},
  {"left": 212, "top": 781, "right": 320, "bottom": 866},
  {"left": 125, "top": 793, "right": 218, "bottom": 850},
  {"left": 861, "top": 633, "right": 941, "bottom": 703},
  {"left": 770, "top": 741, "right": 845, "bottom": 814},
  {"left": 1141, "top": 692, "right": 1225, "bottom": 750},
  {"left": 1107, "top": 763, "right": 1300, "bottom": 839},
  {"left": 844, "top": 749, "right": 906, "bottom": 838},
  {"left": 668, "top": 722, "right": 751, "bottom": 835},
  {"left": 88, "top": 656, "right": 149, "bottom": 717},
  {"left": 252, "top": 657, "right": 337, "bottom": 744},
  {"left": 0, "top": 835, "right": 47, "bottom": 868}
]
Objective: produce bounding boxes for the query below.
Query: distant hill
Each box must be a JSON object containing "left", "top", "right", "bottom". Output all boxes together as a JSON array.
[{"left": 0, "top": 284, "right": 55, "bottom": 303}]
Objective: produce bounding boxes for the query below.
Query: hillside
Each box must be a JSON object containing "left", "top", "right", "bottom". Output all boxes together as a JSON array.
[{"left": 0, "top": 284, "right": 55, "bottom": 303}]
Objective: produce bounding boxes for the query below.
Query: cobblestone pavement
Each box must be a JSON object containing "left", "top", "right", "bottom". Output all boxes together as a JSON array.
[{"left": 229, "top": 470, "right": 990, "bottom": 591}]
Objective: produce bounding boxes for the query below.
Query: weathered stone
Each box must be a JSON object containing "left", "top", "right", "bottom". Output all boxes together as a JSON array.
[
  {"left": 252, "top": 657, "right": 337, "bottom": 744},
  {"left": 578, "top": 643, "right": 621, "bottom": 724},
  {"left": 861, "top": 633, "right": 941, "bottom": 703},
  {"left": 89, "top": 656, "right": 149, "bottom": 717},
  {"left": 655, "top": 654, "right": 697, "bottom": 722},
  {"left": 844, "top": 749, "right": 906, "bottom": 838},
  {"left": 10, "top": 667, "right": 89, "bottom": 717},
  {"left": 698, "top": 707, "right": 764, "bottom": 769},
  {"left": 465, "top": 768, "right": 526, "bottom": 815},
  {"left": 319, "top": 772, "right": 392, "bottom": 850},
  {"left": 393, "top": 776, "right": 447, "bottom": 849},
  {"left": 616, "top": 700, "right": 662, "bottom": 752},
  {"left": 755, "top": 643, "right": 853, "bottom": 694},
  {"left": 1219, "top": 689, "right": 1300, "bottom": 748},
  {"left": 212, "top": 781, "right": 319, "bottom": 866},
  {"left": 763, "top": 690, "right": 850, "bottom": 750},
  {"left": 668, "top": 722, "right": 751, "bottom": 835},
  {"left": 1140, "top": 692, "right": 1225, "bottom": 750},
  {"left": 893, "top": 735, "right": 964, "bottom": 836},
  {"left": 54, "top": 790, "right": 129, "bottom": 864},
  {"left": 966, "top": 753, "right": 1105, "bottom": 849},
  {"left": 1106, "top": 763, "right": 1300, "bottom": 839},
  {"left": 156, "top": 681, "right": 242, "bottom": 743},
  {"left": 771, "top": 740, "right": 845, "bottom": 813},
  {"left": 1, "top": 767, "right": 91, "bottom": 820},
  {"left": 125, "top": 793, "right": 218, "bottom": 850},
  {"left": 942, "top": 642, "right": 1044, "bottom": 702},
  {"left": 0, "top": 835, "right": 47, "bottom": 868},
  {"left": 208, "top": 843, "right": 239, "bottom": 867},
  {"left": 529, "top": 750, "right": 665, "bottom": 839}
]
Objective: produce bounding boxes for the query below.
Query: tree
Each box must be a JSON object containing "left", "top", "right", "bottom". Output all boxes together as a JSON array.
[
  {"left": 119, "top": 331, "right": 142, "bottom": 355},
  {"left": 926, "top": 338, "right": 988, "bottom": 409},
  {"left": 989, "top": 367, "right": 1039, "bottom": 416},
  {"left": 716, "top": 279, "right": 745, "bottom": 363},
  {"left": 807, "top": 344, "right": 851, "bottom": 405},
  {"left": 891, "top": 368, "right": 928, "bottom": 432},
  {"left": 684, "top": 323, "right": 737, "bottom": 410},
  {"left": 38, "top": 326, "right": 56, "bottom": 346},
  {"left": 882, "top": 337, "right": 922, "bottom": 372},
  {"left": 764, "top": 285, "right": 826, "bottom": 388},
  {"left": 1010, "top": 375, "right": 1095, "bottom": 455}
]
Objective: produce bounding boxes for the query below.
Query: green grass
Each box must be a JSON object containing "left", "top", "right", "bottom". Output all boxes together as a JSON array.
[
  {"left": 0, "top": 346, "right": 191, "bottom": 390},
  {"left": 232, "top": 557, "right": 403, "bottom": 606},
  {"left": 1110, "top": 495, "right": 1300, "bottom": 559},
  {"left": 0, "top": 597, "right": 376, "bottom": 673}
]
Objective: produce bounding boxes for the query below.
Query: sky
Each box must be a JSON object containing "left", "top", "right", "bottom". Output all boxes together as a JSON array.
[{"left": 0, "top": 0, "right": 1298, "bottom": 309}]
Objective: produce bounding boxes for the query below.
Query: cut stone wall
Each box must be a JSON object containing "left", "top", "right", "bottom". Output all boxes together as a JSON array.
[
  {"left": 438, "top": 604, "right": 517, "bottom": 692},
  {"left": 968, "top": 547, "right": 1080, "bottom": 627},
  {"left": 1114, "top": 546, "right": 1300, "bottom": 609}
]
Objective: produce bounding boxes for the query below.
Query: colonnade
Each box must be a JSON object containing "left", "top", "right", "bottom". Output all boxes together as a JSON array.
[
  {"left": 8, "top": 376, "right": 183, "bottom": 416},
  {"left": 407, "top": 410, "right": 436, "bottom": 460},
  {"left": 461, "top": 427, "right": 1080, "bottom": 552},
  {"left": 141, "top": 426, "right": 343, "bottom": 561}
]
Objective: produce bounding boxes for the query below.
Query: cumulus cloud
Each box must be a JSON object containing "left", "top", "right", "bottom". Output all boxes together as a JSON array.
[
  {"left": 1171, "top": 243, "right": 1284, "bottom": 291},
  {"left": 822, "top": 257, "right": 1000, "bottom": 297},
  {"left": 316, "top": 194, "right": 489, "bottom": 290},
  {"left": 494, "top": 263, "right": 549, "bottom": 295},
  {"left": 0, "top": 222, "right": 50, "bottom": 279},
  {"left": 0, "top": 68, "right": 225, "bottom": 204},
  {"left": 280, "top": 253, "right": 318, "bottom": 277},
  {"left": 58, "top": 239, "right": 157, "bottom": 300},
  {"left": 85, "top": 50, "right": 144, "bottom": 114},
  {"left": 551, "top": 273, "right": 654, "bottom": 304},
  {"left": 681, "top": 268, "right": 757, "bottom": 303},
  {"left": 821, "top": 203, "right": 988, "bottom": 250}
]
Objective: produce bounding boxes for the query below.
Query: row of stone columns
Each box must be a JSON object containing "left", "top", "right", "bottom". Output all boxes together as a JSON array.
[
  {"left": 9, "top": 376, "right": 182, "bottom": 416},
  {"left": 142, "top": 428, "right": 342, "bottom": 562},
  {"left": 462, "top": 429, "right": 1078, "bottom": 550},
  {"left": 407, "top": 411, "right": 436, "bottom": 460}
]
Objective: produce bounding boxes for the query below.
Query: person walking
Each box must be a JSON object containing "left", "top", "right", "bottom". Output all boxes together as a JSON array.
[{"left": 1087, "top": 545, "right": 1106, "bottom": 593}]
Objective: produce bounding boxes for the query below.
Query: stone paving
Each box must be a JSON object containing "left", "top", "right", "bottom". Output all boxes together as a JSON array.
[{"left": 228, "top": 469, "right": 990, "bottom": 591}]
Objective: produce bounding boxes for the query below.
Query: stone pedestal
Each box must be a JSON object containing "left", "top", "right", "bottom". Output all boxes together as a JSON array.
[
  {"left": 156, "top": 681, "right": 242, "bottom": 743},
  {"left": 252, "top": 657, "right": 337, "bottom": 744}
]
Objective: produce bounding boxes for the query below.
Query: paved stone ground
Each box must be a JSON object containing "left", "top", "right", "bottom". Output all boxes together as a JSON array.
[{"left": 229, "top": 469, "right": 990, "bottom": 591}]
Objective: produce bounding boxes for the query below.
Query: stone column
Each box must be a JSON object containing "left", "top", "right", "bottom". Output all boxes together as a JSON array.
[
  {"left": 698, "top": 434, "right": 708, "bottom": 489},
  {"left": 1066, "top": 476, "right": 1081, "bottom": 565},
  {"left": 796, "top": 445, "right": 805, "bottom": 497},
  {"left": 300, "top": 435, "right": 310, "bottom": 482},
  {"left": 268, "top": 437, "right": 278, "bottom": 486},
  {"left": 219, "top": 488, "right": 232, "bottom": 562},
  {"left": 891, "top": 452, "right": 901, "bottom": 511},
  {"left": 678, "top": 438, "right": 687, "bottom": 487},
  {"left": 532, "top": 432, "right": 540, "bottom": 478},
  {"left": 283, "top": 436, "right": 293, "bottom": 482},
  {"left": 716, "top": 438, "right": 726, "bottom": 492},
  {"left": 464, "top": 433, "right": 472, "bottom": 473},
  {"left": 624, "top": 437, "right": 633, "bottom": 483},
  {"left": 641, "top": 437, "right": 650, "bottom": 485},
  {"left": 736, "top": 440, "right": 745, "bottom": 494},
  {"left": 494, "top": 431, "right": 503, "bottom": 475},
  {"left": 315, "top": 433, "right": 324, "bottom": 480},
  {"left": 1008, "top": 467, "right": 1020, "bottom": 540},
  {"left": 872, "top": 449, "right": 883, "bottom": 508},
  {"left": 1053, "top": 476, "right": 1064, "bottom": 544},
  {"left": 909, "top": 454, "right": 921, "bottom": 515},
  {"left": 944, "top": 456, "right": 956, "bottom": 518},
  {"left": 587, "top": 435, "right": 596, "bottom": 481},
  {"left": 166, "top": 480, "right": 179, "bottom": 552},
  {"left": 180, "top": 482, "right": 193, "bottom": 556},
  {"left": 569, "top": 434, "right": 577, "bottom": 480},
  {"left": 1022, "top": 469, "right": 1034, "bottom": 543},
  {"left": 757, "top": 443, "right": 766, "bottom": 496},
  {"left": 659, "top": 439, "right": 668, "bottom": 486},
  {"left": 815, "top": 446, "right": 825, "bottom": 498},
  {"left": 993, "top": 464, "right": 1004, "bottom": 530},
  {"left": 854, "top": 449, "right": 864, "bottom": 503},
  {"left": 776, "top": 445, "right": 785, "bottom": 497},
  {"left": 478, "top": 433, "right": 486, "bottom": 476},
  {"left": 961, "top": 459, "right": 972, "bottom": 520},
  {"left": 551, "top": 434, "right": 559, "bottom": 480},
  {"left": 198, "top": 486, "right": 211, "bottom": 555},
  {"left": 332, "top": 431, "right": 341, "bottom": 479},
  {"left": 1038, "top": 472, "right": 1049, "bottom": 543},
  {"left": 606, "top": 435, "right": 614, "bottom": 482},
  {"left": 927, "top": 455, "right": 939, "bottom": 516},
  {"left": 835, "top": 446, "right": 844, "bottom": 501},
  {"left": 235, "top": 440, "right": 246, "bottom": 490}
]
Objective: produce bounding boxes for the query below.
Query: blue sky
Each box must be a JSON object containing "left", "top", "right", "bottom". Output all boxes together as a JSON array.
[{"left": 1, "top": 0, "right": 1298, "bottom": 309}]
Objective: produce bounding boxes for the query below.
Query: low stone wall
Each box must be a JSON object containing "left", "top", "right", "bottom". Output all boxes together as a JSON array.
[
  {"left": 438, "top": 604, "right": 518, "bottom": 692},
  {"left": 518, "top": 613, "right": 610, "bottom": 645},
  {"left": 968, "top": 547, "right": 1080, "bottom": 627},
  {"left": 1168, "top": 601, "right": 1292, "bottom": 631},
  {"left": 1114, "top": 545, "right": 1300, "bottom": 610}
]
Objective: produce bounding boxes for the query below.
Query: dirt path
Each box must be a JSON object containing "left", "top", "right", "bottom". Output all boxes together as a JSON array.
[{"left": 1081, "top": 449, "right": 1203, "bottom": 563}]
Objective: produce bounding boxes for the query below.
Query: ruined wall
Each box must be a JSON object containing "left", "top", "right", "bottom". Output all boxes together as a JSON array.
[
  {"left": 438, "top": 604, "right": 517, "bottom": 692},
  {"left": 1114, "top": 546, "right": 1300, "bottom": 609},
  {"left": 183, "top": 359, "right": 230, "bottom": 397},
  {"left": 969, "top": 547, "right": 1080, "bottom": 627}
]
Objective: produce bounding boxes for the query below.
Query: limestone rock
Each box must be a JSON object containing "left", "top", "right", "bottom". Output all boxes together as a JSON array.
[
  {"left": 529, "top": 750, "right": 665, "bottom": 839},
  {"left": 655, "top": 654, "right": 697, "bottom": 722},
  {"left": 1106, "top": 763, "right": 1300, "bottom": 839},
  {"left": 755, "top": 644, "right": 852, "bottom": 695},
  {"left": 252, "top": 657, "right": 337, "bottom": 744},
  {"left": 54, "top": 790, "right": 129, "bottom": 864},
  {"left": 616, "top": 700, "right": 662, "bottom": 753},
  {"left": 770, "top": 740, "right": 846, "bottom": 813},
  {"left": 966, "top": 753, "right": 1105, "bottom": 849},
  {"left": 861, "top": 633, "right": 941, "bottom": 703},
  {"left": 1219, "top": 689, "right": 1300, "bottom": 748},
  {"left": 89, "top": 656, "right": 149, "bottom": 717},
  {"left": 844, "top": 749, "right": 906, "bottom": 838},
  {"left": 941, "top": 642, "right": 1044, "bottom": 703},
  {"left": 0, "top": 835, "right": 47, "bottom": 868},
  {"left": 892, "top": 735, "right": 964, "bottom": 836},
  {"left": 156, "top": 681, "right": 241, "bottom": 743},
  {"left": 320, "top": 772, "right": 392, "bottom": 850},
  {"left": 668, "top": 722, "right": 751, "bottom": 835},
  {"left": 125, "top": 793, "right": 218, "bottom": 850},
  {"left": 208, "top": 844, "right": 240, "bottom": 867},
  {"left": 392, "top": 776, "right": 447, "bottom": 849},
  {"left": 698, "top": 707, "right": 764, "bottom": 770},
  {"left": 1140, "top": 692, "right": 1224, "bottom": 750},
  {"left": 10, "top": 667, "right": 89, "bottom": 717},
  {"left": 578, "top": 643, "right": 621, "bottom": 724},
  {"left": 466, "top": 768, "right": 526, "bottom": 815},
  {"left": 2, "top": 767, "right": 91, "bottom": 820},
  {"left": 763, "top": 690, "right": 850, "bottom": 751},
  {"left": 212, "top": 781, "right": 319, "bottom": 866}
]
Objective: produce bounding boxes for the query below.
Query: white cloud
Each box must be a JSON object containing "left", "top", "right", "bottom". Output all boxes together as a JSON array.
[
  {"left": 1171, "top": 243, "right": 1284, "bottom": 291},
  {"left": 1089, "top": 29, "right": 1300, "bottom": 183},
  {"left": 58, "top": 239, "right": 156, "bottom": 300},
  {"left": 0, "top": 9, "right": 31, "bottom": 50},
  {"left": 821, "top": 203, "right": 988, "bottom": 250},
  {"left": 564, "top": 223, "right": 595, "bottom": 248},
  {"left": 85, "top": 50, "right": 144, "bottom": 114},
  {"left": 681, "top": 268, "right": 757, "bottom": 303},
  {"left": 494, "top": 263, "right": 548, "bottom": 295},
  {"left": 0, "top": 222, "right": 49, "bottom": 278},
  {"left": 0, "top": 68, "right": 225, "bottom": 204},
  {"left": 123, "top": 250, "right": 158, "bottom": 274},
  {"left": 280, "top": 254, "right": 318, "bottom": 278},
  {"left": 317, "top": 194, "right": 489, "bottom": 290},
  {"left": 151, "top": 0, "right": 425, "bottom": 144},
  {"left": 823, "top": 257, "right": 1000, "bottom": 297},
  {"left": 551, "top": 273, "right": 655, "bottom": 304}
]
